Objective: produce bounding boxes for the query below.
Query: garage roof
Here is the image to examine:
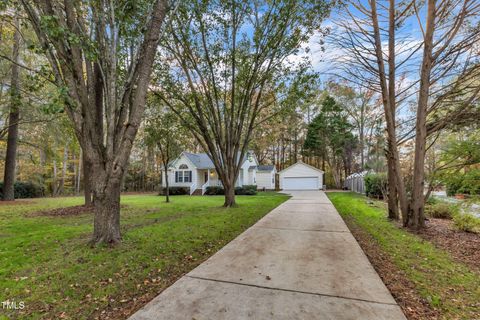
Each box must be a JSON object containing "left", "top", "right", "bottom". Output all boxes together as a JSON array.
[{"left": 278, "top": 161, "right": 324, "bottom": 174}]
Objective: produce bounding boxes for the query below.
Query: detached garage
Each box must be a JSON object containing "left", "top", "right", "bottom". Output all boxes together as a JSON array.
[{"left": 279, "top": 162, "right": 324, "bottom": 190}]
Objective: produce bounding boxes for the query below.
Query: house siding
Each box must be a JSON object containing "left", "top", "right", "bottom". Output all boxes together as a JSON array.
[
  {"left": 163, "top": 155, "right": 198, "bottom": 188},
  {"left": 241, "top": 154, "right": 258, "bottom": 185},
  {"left": 257, "top": 171, "right": 274, "bottom": 189}
]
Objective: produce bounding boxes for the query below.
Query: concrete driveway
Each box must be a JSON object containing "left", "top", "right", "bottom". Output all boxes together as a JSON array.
[{"left": 129, "top": 191, "right": 406, "bottom": 320}]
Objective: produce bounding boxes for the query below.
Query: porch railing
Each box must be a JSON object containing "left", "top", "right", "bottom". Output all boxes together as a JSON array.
[
  {"left": 189, "top": 183, "right": 197, "bottom": 195},
  {"left": 201, "top": 181, "right": 209, "bottom": 195}
]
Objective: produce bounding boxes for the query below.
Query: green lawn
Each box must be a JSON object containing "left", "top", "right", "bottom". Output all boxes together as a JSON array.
[
  {"left": 327, "top": 192, "right": 480, "bottom": 320},
  {"left": 0, "top": 192, "right": 288, "bottom": 319}
]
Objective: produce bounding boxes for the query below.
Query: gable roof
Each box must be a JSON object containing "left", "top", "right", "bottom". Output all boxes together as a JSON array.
[
  {"left": 278, "top": 161, "right": 324, "bottom": 174},
  {"left": 175, "top": 151, "right": 256, "bottom": 170},
  {"left": 257, "top": 165, "right": 275, "bottom": 172},
  {"left": 183, "top": 152, "right": 215, "bottom": 169}
]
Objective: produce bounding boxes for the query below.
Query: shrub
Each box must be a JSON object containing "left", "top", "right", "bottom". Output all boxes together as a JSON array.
[
  {"left": 159, "top": 187, "right": 189, "bottom": 196},
  {"left": 0, "top": 181, "right": 45, "bottom": 199},
  {"left": 460, "top": 170, "right": 480, "bottom": 195},
  {"left": 204, "top": 185, "right": 257, "bottom": 196},
  {"left": 205, "top": 186, "right": 225, "bottom": 195},
  {"left": 445, "top": 169, "right": 480, "bottom": 196},
  {"left": 453, "top": 213, "right": 480, "bottom": 233},
  {"left": 364, "top": 173, "right": 387, "bottom": 199},
  {"left": 235, "top": 185, "right": 257, "bottom": 195},
  {"left": 425, "top": 196, "right": 438, "bottom": 205},
  {"left": 425, "top": 202, "right": 455, "bottom": 219},
  {"left": 445, "top": 176, "right": 463, "bottom": 196}
]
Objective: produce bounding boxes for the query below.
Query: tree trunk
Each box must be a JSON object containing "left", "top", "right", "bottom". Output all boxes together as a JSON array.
[
  {"left": 92, "top": 175, "right": 122, "bottom": 245},
  {"left": 224, "top": 181, "right": 236, "bottom": 207},
  {"left": 2, "top": 13, "right": 21, "bottom": 201},
  {"left": 52, "top": 159, "right": 58, "bottom": 196},
  {"left": 386, "top": 155, "right": 399, "bottom": 220},
  {"left": 72, "top": 152, "right": 77, "bottom": 192},
  {"left": 58, "top": 144, "right": 68, "bottom": 195},
  {"left": 83, "top": 151, "right": 93, "bottom": 206},
  {"left": 22, "top": 0, "right": 169, "bottom": 246},
  {"left": 76, "top": 149, "right": 82, "bottom": 194},
  {"left": 409, "top": 0, "right": 435, "bottom": 229},
  {"left": 371, "top": 0, "right": 409, "bottom": 220},
  {"left": 165, "top": 170, "right": 170, "bottom": 203}
]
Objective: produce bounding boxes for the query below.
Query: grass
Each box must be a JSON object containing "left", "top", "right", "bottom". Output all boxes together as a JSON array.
[
  {"left": 0, "top": 192, "right": 288, "bottom": 319},
  {"left": 327, "top": 192, "right": 480, "bottom": 320}
]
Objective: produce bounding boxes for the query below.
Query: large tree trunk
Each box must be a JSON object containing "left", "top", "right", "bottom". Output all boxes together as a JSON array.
[
  {"left": 22, "top": 0, "right": 168, "bottom": 246},
  {"left": 371, "top": 0, "right": 409, "bottom": 220},
  {"left": 409, "top": 0, "right": 436, "bottom": 229},
  {"left": 224, "top": 180, "right": 236, "bottom": 207},
  {"left": 92, "top": 172, "right": 122, "bottom": 245},
  {"left": 2, "top": 13, "right": 21, "bottom": 201}
]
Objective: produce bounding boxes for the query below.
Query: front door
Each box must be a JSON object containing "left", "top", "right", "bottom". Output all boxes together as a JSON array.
[{"left": 204, "top": 172, "right": 208, "bottom": 184}]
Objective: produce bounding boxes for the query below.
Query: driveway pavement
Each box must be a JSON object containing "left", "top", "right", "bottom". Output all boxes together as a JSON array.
[{"left": 129, "top": 191, "right": 406, "bottom": 320}]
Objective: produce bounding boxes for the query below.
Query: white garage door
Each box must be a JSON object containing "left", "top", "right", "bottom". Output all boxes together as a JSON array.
[{"left": 283, "top": 177, "right": 318, "bottom": 190}]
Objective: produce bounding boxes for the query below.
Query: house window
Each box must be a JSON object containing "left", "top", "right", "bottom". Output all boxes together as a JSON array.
[
  {"left": 175, "top": 169, "right": 192, "bottom": 183},
  {"left": 184, "top": 170, "right": 192, "bottom": 182},
  {"left": 179, "top": 164, "right": 188, "bottom": 169}
]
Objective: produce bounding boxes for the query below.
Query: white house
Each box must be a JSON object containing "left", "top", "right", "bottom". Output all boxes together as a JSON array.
[
  {"left": 256, "top": 165, "right": 276, "bottom": 190},
  {"left": 162, "top": 151, "right": 259, "bottom": 195},
  {"left": 279, "top": 161, "right": 324, "bottom": 190}
]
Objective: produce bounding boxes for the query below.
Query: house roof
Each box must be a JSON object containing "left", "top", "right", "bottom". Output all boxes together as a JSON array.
[
  {"left": 257, "top": 165, "right": 275, "bottom": 172},
  {"left": 278, "top": 161, "right": 324, "bottom": 174},
  {"left": 183, "top": 152, "right": 215, "bottom": 169},
  {"left": 169, "top": 151, "right": 257, "bottom": 170}
]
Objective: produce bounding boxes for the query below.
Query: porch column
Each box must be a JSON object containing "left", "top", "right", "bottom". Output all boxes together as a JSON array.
[{"left": 207, "top": 169, "right": 210, "bottom": 186}]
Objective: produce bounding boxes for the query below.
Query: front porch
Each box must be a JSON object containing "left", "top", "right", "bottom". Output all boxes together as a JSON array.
[
  {"left": 197, "top": 169, "right": 223, "bottom": 195},
  {"left": 165, "top": 168, "right": 243, "bottom": 195}
]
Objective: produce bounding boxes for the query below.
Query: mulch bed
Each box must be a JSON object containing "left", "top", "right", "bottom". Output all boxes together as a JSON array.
[
  {"left": 28, "top": 205, "right": 94, "bottom": 217},
  {"left": 416, "top": 218, "right": 480, "bottom": 273},
  {"left": 343, "top": 215, "right": 440, "bottom": 320}
]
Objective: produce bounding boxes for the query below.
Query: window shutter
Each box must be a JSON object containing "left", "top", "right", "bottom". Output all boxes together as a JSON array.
[{"left": 175, "top": 171, "right": 178, "bottom": 183}]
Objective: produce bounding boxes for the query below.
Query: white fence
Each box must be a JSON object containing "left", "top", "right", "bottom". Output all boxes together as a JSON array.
[{"left": 344, "top": 171, "right": 369, "bottom": 194}]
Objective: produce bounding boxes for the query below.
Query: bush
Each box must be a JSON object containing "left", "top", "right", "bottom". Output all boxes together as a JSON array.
[
  {"left": 204, "top": 186, "right": 224, "bottom": 195},
  {"left": 453, "top": 213, "right": 480, "bottom": 233},
  {"left": 364, "top": 173, "right": 387, "bottom": 199},
  {"left": 159, "top": 187, "right": 189, "bottom": 196},
  {"left": 425, "top": 202, "right": 455, "bottom": 219},
  {"left": 235, "top": 185, "right": 257, "bottom": 195},
  {"left": 425, "top": 196, "right": 438, "bottom": 205},
  {"left": 0, "top": 181, "right": 45, "bottom": 199},
  {"left": 204, "top": 185, "right": 257, "bottom": 196},
  {"left": 445, "top": 169, "right": 480, "bottom": 196},
  {"left": 446, "top": 176, "right": 463, "bottom": 196}
]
